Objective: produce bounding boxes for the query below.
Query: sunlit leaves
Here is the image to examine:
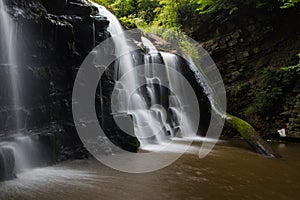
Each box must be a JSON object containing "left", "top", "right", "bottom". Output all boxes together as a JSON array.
[{"left": 279, "top": 0, "right": 300, "bottom": 8}]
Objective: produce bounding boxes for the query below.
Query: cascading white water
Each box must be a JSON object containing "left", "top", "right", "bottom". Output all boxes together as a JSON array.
[
  {"left": 0, "top": 136, "right": 45, "bottom": 173},
  {"left": 92, "top": 3, "right": 171, "bottom": 146},
  {"left": 162, "top": 52, "right": 198, "bottom": 138},
  {"left": 91, "top": 2, "right": 201, "bottom": 148},
  {"left": 0, "top": 0, "right": 21, "bottom": 130},
  {"left": 187, "top": 56, "right": 226, "bottom": 117},
  {"left": 0, "top": 1, "right": 46, "bottom": 179}
]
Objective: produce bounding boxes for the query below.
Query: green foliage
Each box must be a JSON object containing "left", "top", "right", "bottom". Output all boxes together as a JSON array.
[
  {"left": 154, "top": 0, "right": 181, "bottom": 29},
  {"left": 92, "top": 0, "right": 296, "bottom": 36},
  {"left": 91, "top": 0, "right": 114, "bottom": 7},
  {"left": 92, "top": 0, "right": 159, "bottom": 24},
  {"left": 119, "top": 16, "right": 137, "bottom": 29},
  {"left": 197, "top": 0, "right": 222, "bottom": 14},
  {"left": 196, "top": 0, "right": 276, "bottom": 14},
  {"left": 136, "top": 0, "right": 160, "bottom": 23},
  {"left": 279, "top": 0, "right": 300, "bottom": 8},
  {"left": 254, "top": 68, "right": 284, "bottom": 114},
  {"left": 91, "top": 0, "right": 214, "bottom": 31},
  {"left": 110, "top": 0, "right": 138, "bottom": 17},
  {"left": 281, "top": 63, "right": 300, "bottom": 73},
  {"left": 252, "top": 54, "right": 300, "bottom": 115}
]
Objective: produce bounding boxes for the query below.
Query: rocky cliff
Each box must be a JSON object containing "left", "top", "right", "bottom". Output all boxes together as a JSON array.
[
  {"left": 0, "top": 0, "right": 139, "bottom": 165},
  {"left": 192, "top": 4, "right": 300, "bottom": 139}
]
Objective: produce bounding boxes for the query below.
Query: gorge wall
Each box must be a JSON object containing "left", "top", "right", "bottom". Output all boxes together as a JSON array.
[{"left": 191, "top": 4, "right": 300, "bottom": 139}]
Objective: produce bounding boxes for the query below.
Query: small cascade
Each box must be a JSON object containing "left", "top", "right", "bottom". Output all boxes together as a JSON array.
[
  {"left": 0, "top": 134, "right": 50, "bottom": 180},
  {"left": 0, "top": 136, "right": 45, "bottom": 173},
  {"left": 188, "top": 57, "right": 226, "bottom": 117},
  {"left": 0, "top": 145, "right": 15, "bottom": 180}
]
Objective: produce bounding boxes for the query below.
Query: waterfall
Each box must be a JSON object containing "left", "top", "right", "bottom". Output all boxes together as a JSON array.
[
  {"left": 92, "top": 3, "right": 166, "bottom": 146},
  {"left": 91, "top": 2, "right": 202, "bottom": 148},
  {"left": 0, "top": 0, "right": 21, "bottom": 130},
  {"left": 0, "top": 0, "right": 47, "bottom": 180}
]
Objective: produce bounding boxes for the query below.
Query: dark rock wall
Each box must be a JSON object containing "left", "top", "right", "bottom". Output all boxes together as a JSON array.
[
  {"left": 193, "top": 5, "right": 300, "bottom": 138},
  {"left": 0, "top": 0, "right": 140, "bottom": 161},
  {"left": 0, "top": 0, "right": 115, "bottom": 159},
  {"left": 0, "top": 0, "right": 107, "bottom": 133}
]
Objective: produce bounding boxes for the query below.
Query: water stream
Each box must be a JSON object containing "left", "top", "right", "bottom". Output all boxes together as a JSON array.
[{"left": 1, "top": 141, "right": 299, "bottom": 200}]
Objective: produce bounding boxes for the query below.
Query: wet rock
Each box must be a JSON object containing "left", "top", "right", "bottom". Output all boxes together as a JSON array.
[
  {"left": 0, "top": 147, "right": 16, "bottom": 181},
  {"left": 65, "top": 2, "right": 93, "bottom": 16},
  {"left": 0, "top": 0, "right": 139, "bottom": 166}
]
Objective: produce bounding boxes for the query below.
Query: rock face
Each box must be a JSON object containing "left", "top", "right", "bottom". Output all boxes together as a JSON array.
[
  {"left": 192, "top": 5, "right": 300, "bottom": 138},
  {"left": 0, "top": 0, "right": 106, "bottom": 133},
  {"left": 0, "top": 147, "right": 15, "bottom": 181},
  {"left": 287, "top": 93, "right": 300, "bottom": 137},
  {"left": 0, "top": 0, "right": 139, "bottom": 178}
]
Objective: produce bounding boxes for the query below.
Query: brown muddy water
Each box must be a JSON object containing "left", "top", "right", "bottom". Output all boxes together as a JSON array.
[{"left": 0, "top": 140, "right": 299, "bottom": 200}]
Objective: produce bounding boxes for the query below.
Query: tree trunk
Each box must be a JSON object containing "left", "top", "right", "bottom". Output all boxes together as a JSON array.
[{"left": 226, "top": 114, "right": 281, "bottom": 158}]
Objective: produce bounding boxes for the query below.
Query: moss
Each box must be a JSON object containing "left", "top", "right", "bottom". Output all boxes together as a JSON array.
[
  {"left": 244, "top": 105, "right": 256, "bottom": 116},
  {"left": 226, "top": 114, "right": 280, "bottom": 158},
  {"left": 226, "top": 114, "right": 255, "bottom": 141}
]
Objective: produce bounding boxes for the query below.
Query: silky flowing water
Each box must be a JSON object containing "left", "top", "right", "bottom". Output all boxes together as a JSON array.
[
  {"left": 1, "top": 140, "right": 299, "bottom": 200},
  {"left": 0, "top": 0, "right": 21, "bottom": 130}
]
